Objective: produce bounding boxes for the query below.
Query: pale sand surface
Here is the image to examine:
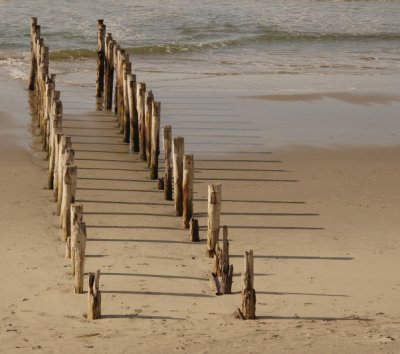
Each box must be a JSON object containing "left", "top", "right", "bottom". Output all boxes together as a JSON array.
[{"left": 1, "top": 70, "right": 400, "bottom": 353}]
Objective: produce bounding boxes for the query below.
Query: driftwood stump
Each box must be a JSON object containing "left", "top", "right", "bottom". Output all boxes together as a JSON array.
[
  {"left": 189, "top": 217, "right": 200, "bottom": 242},
  {"left": 87, "top": 270, "right": 101, "bottom": 320},
  {"left": 237, "top": 250, "right": 256, "bottom": 320}
]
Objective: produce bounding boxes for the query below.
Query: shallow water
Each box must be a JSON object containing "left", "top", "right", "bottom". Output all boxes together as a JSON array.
[{"left": 1, "top": 0, "right": 400, "bottom": 76}]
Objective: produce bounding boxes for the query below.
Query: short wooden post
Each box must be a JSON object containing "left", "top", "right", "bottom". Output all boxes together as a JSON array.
[
  {"left": 145, "top": 91, "right": 153, "bottom": 166},
  {"left": 240, "top": 250, "right": 256, "bottom": 319},
  {"left": 137, "top": 82, "right": 146, "bottom": 160},
  {"left": 183, "top": 154, "right": 194, "bottom": 228},
  {"left": 73, "top": 221, "right": 87, "bottom": 294},
  {"left": 69, "top": 203, "right": 83, "bottom": 261},
  {"left": 28, "top": 17, "right": 38, "bottom": 91},
  {"left": 221, "top": 226, "right": 233, "bottom": 294},
  {"left": 128, "top": 74, "right": 139, "bottom": 152},
  {"left": 206, "top": 184, "right": 222, "bottom": 258},
  {"left": 163, "top": 126, "right": 173, "bottom": 200},
  {"left": 150, "top": 101, "right": 160, "bottom": 180},
  {"left": 189, "top": 217, "right": 200, "bottom": 242},
  {"left": 87, "top": 270, "right": 101, "bottom": 320},
  {"left": 157, "top": 178, "right": 164, "bottom": 190},
  {"left": 61, "top": 165, "right": 77, "bottom": 242},
  {"left": 173, "top": 137, "right": 184, "bottom": 216}
]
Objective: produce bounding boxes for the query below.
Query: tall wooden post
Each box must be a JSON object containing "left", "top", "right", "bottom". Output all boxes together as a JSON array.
[
  {"left": 28, "top": 17, "right": 38, "bottom": 91},
  {"left": 206, "top": 184, "right": 222, "bottom": 258},
  {"left": 73, "top": 221, "right": 87, "bottom": 294},
  {"left": 183, "top": 154, "right": 194, "bottom": 228},
  {"left": 56, "top": 137, "right": 72, "bottom": 211},
  {"left": 105, "top": 38, "right": 114, "bottom": 110},
  {"left": 69, "top": 203, "right": 83, "bottom": 261},
  {"left": 163, "top": 126, "right": 173, "bottom": 200},
  {"left": 123, "top": 61, "right": 132, "bottom": 143},
  {"left": 240, "top": 250, "right": 256, "bottom": 319},
  {"left": 145, "top": 91, "right": 154, "bottom": 166},
  {"left": 150, "top": 101, "right": 160, "bottom": 180},
  {"left": 61, "top": 165, "right": 77, "bottom": 242},
  {"left": 173, "top": 137, "right": 184, "bottom": 216},
  {"left": 113, "top": 44, "right": 119, "bottom": 115},
  {"left": 137, "top": 82, "right": 146, "bottom": 160},
  {"left": 127, "top": 74, "right": 139, "bottom": 152},
  {"left": 96, "top": 20, "right": 106, "bottom": 98},
  {"left": 87, "top": 270, "right": 101, "bottom": 320}
]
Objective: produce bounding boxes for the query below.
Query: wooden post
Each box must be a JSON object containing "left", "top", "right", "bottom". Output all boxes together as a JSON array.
[
  {"left": 28, "top": 17, "right": 38, "bottom": 91},
  {"left": 221, "top": 226, "right": 233, "bottom": 294},
  {"left": 189, "top": 217, "right": 200, "bottom": 242},
  {"left": 57, "top": 146, "right": 74, "bottom": 215},
  {"left": 183, "top": 154, "right": 194, "bottom": 228},
  {"left": 206, "top": 184, "right": 222, "bottom": 258},
  {"left": 150, "top": 101, "right": 160, "bottom": 180},
  {"left": 69, "top": 203, "right": 83, "bottom": 261},
  {"left": 173, "top": 137, "right": 184, "bottom": 216},
  {"left": 56, "top": 137, "right": 72, "bottom": 211},
  {"left": 96, "top": 20, "right": 106, "bottom": 98},
  {"left": 145, "top": 91, "right": 154, "bottom": 167},
  {"left": 105, "top": 38, "right": 114, "bottom": 110},
  {"left": 73, "top": 221, "right": 87, "bottom": 294},
  {"left": 123, "top": 61, "right": 132, "bottom": 143},
  {"left": 60, "top": 165, "right": 77, "bottom": 242},
  {"left": 52, "top": 132, "right": 64, "bottom": 199},
  {"left": 48, "top": 94, "right": 62, "bottom": 189},
  {"left": 127, "top": 74, "right": 139, "bottom": 152},
  {"left": 87, "top": 270, "right": 101, "bottom": 320},
  {"left": 137, "top": 82, "right": 146, "bottom": 160},
  {"left": 240, "top": 250, "right": 256, "bottom": 319},
  {"left": 113, "top": 44, "right": 119, "bottom": 115},
  {"left": 163, "top": 126, "right": 173, "bottom": 200}
]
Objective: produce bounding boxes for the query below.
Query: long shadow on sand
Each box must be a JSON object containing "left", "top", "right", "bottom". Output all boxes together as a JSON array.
[
  {"left": 256, "top": 315, "right": 370, "bottom": 321},
  {"left": 102, "top": 290, "right": 213, "bottom": 298},
  {"left": 230, "top": 254, "right": 353, "bottom": 261},
  {"left": 87, "top": 238, "right": 204, "bottom": 245},
  {"left": 101, "top": 314, "right": 184, "bottom": 320}
]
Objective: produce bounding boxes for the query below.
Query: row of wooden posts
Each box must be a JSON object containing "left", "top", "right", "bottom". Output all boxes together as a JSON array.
[
  {"left": 28, "top": 17, "right": 100, "bottom": 320},
  {"left": 28, "top": 17, "right": 256, "bottom": 320}
]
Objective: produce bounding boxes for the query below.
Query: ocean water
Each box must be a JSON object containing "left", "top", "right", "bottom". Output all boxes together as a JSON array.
[{"left": 1, "top": 0, "right": 400, "bottom": 78}]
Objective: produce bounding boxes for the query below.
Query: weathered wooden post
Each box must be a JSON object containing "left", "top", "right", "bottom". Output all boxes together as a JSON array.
[
  {"left": 68, "top": 203, "right": 83, "bottom": 260},
  {"left": 127, "top": 74, "right": 139, "bottom": 152},
  {"left": 137, "top": 82, "right": 146, "bottom": 160},
  {"left": 145, "top": 91, "right": 154, "bottom": 166},
  {"left": 150, "top": 101, "right": 161, "bottom": 180},
  {"left": 60, "top": 165, "right": 77, "bottom": 242},
  {"left": 28, "top": 17, "right": 38, "bottom": 91},
  {"left": 53, "top": 132, "right": 64, "bottom": 200},
  {"left": 163, "top": 126, "right": 173, "bottom": 200},
  {"left": 56, "top": 137, "right": 72, "bottom": 211},
  {"left": 96, "top": 20, "right": 106, "bottom": 98},
  {"left": 183, "top": 154, "right": 194, "bottom": 228},
  {"left": 87, "top": 270, "right": 101, "bottom": 320},
  {"left": 57, "top": 146, "right": 74, "bottom": 215},
  {"left": 221, "top": 226, "right": 233, "bottom": 294},
  {"left": 206, "top": 184, "right": 222, "bottom": 257},
  {"left": 113, "top": 44, "right": 119, "bottom": 115},
  {"left": 189, "top": 217, "right": 200, "bottom": 242},
  {"left": 73, "top": 221, "right": 87, "bottom": 294},
  {"left": 123, "top": 61, "right": 132, "bottom": 143},
  {"left": 105, "top": 38, "right": 114, "bottom": 110},
  {"left": 173, "top": 137, "right": 184, "bottom": 216},
  {"left": 238, "top": 250, "right": 256, "bottom": 319}
]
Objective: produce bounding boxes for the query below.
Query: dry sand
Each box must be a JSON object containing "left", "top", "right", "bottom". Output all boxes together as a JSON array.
[{"left": 1, "top": 70, "right": 400, "bottom": 353}]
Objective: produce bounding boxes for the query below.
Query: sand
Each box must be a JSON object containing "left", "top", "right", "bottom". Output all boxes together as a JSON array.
[{"left": 1, "top": 69, "right": 400, "bottom": 353}]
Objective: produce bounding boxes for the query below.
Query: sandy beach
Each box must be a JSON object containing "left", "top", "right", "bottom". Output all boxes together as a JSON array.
[{"left": 1, "top": 62, "right": 400, "bottom": 354}]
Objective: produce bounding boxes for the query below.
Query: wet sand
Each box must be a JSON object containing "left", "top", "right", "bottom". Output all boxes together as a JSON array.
[{"left": 1, "top": 70, "right": 400, "bottom": 353}]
